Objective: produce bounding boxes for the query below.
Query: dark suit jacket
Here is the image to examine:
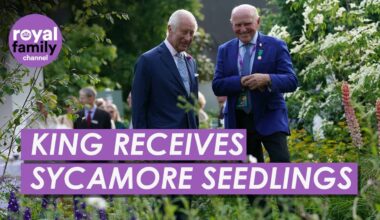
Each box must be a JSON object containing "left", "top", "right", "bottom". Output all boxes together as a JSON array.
[
  {"left": 132, "top": 42, "right": 198, "bottom": 129},
  {"left": 212, "top": 33, "right": 298, "bottom": 136},
  {"left": 74, "top": 108, "right": 112, "bottom": 129}
]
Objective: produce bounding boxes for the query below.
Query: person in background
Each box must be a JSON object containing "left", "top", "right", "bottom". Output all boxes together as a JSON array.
[
  {"left": 28, "top": 100, "right": 58, "bottom": 129},
  {"left": 74, "top": 87, "right": 112, "bottom": 129},
  {"left": 106, "top": 103, "right": 126, "bottom": 129},
  {"left": 198, "top": 91, "right": 209, "bottom": 126},
  {"left": 95, "top": 98, "right": 106, "bottom": 110},
  {"left": 57, "top": 96, "right": 78, "bottom": 129}
]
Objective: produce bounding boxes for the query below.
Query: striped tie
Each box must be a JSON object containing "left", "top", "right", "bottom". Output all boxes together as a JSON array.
[
  {"left": 242, "top": 44, "right": 252, "bottom": 75},
  {"left": 176, "top": 53, "right": 190, "bottom": 95}
]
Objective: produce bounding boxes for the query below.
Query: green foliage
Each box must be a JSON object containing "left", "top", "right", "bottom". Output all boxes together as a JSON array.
[
  {"left": 289, "top": 127, "right": 358, "bottom": 163},
  {"left": 0, "top": 65, "right": 28, "bottom": 104},
  {"left": 2, "top": 0, "right": 380, "bottom": 219},
  {"left": 188, "top": 28, "right": 215, "bottom": 82},
  {"left": 44, "top": 24, "right": 117, "bottom": 99},
  {"left": 0, "top": 0, "right": 214, "bottom": 179},
  {"left": 0, "top": 0, "right": 123, "bottom": 176},
  {"left": 265, "top": 0, "right": 380, "bottom": 138},
  {"left": 7, "top": 191, "right": 377, "bottom": 219},
  {"left": 90, "top": 0, "right": 213, "bottom": 97},
  {"left": 177, "top": 94, "right": 199, "bottom": 113},
  {"left": 262, "top": 2, "right": 380, "bottom": 218},
  {"left": 0, "top": 0, "right": 59, "bottom": 52}
]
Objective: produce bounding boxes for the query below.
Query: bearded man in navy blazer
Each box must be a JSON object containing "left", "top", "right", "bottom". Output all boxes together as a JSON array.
[
  {"left": 132, "top": 9, "right": 198, "bottom": 129},
  {"left": 212, "top": 4, "right": 298, "bottom": 162}
]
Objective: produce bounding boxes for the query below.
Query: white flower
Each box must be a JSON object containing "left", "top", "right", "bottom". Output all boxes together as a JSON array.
[
  {"left": 349, "top": 23, "right": 378, "bottom": 43},
  {"left": 302, "top": 5, "right": 313, "bottom": 25},
  {"left": 360, "top": 0, "right": 380, "bottom": 8},
  {"left": 334, "top": 25, "right": 345, "bottom": 31},
  {"left": 310, "top": 213, "right": 320, "bottom": 220},
  {"left": 86, "top": 197, "right": 107, "bottom": 209},
  {"left": 349, "top": 64, "right": 380, "bottom": 94},
  {"left": 291, "top": 34, "right": 309, "bottom": 54},
  {"left": 291, "top": 44, "right": 303, "bottom": 54},
  {"left": 268, "top": 25, "right": 290, "bottom": 41},
  {"left": 320, "top": 33, "right": 349, "bottom": 50},
  {"left": 307, "top": 153, "right": 314, "bottom": 159},
  {"left": 312, "top": 114, "right": 325, "bottom": 140},
  {"left": 336, "top": 7, "right": 346, "bottom": 18},
  {"left": 316, "top": 0, "right": 338, "bottom": 11},
  {"left": 286, "top": 0, "right": 295, "bottom": 4},
  {"left": 248, "top": 155, "right": 257, "bottom": 163},
  {"left": 313, "top": 14, "right": 324, "bottom": 24}
]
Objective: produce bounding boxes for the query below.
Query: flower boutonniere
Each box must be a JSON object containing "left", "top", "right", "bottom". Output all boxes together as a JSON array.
[
  {"left": 185, "top": 53, "right": 193, "bottom": 61},
  {"left": 257, "top": 43, "right": 264, "bottom": 60}
]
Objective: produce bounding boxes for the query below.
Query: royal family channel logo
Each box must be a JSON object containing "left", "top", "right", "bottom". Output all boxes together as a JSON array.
[{"left": 8, "top": 14, "right": 62, "bottom": 67}]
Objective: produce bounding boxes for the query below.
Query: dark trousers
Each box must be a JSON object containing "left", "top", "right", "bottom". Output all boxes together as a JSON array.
[
  {"left": 235, "top": 110, "right": 290, "bottom": 162},
  {"left": 236, "top": 110, "right": 290, "bottom": 209}
]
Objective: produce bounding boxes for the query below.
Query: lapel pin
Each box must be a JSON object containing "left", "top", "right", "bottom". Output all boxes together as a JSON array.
[{"left": 257, "top": 49, "right": 264, "bottom": 60}]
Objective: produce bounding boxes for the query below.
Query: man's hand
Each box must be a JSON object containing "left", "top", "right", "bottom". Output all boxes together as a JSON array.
[{"left": 241, "top": 73, "right": 271, "bottom": 91}]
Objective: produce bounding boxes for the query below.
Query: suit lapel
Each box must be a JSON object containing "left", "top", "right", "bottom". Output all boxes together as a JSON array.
[
  {"left": 158, "top": 43, "right": 188, "bottom": 95},
  {"left": 231, "top": 39, "right": 239, "bottom": 76},
  {"left": 252, "top": 33, "right": 265, "bottom": 74},
  {"left": 93, "top": 109, "right": 99, "bottom": 122},
  {"left": 78, "top": 109, "right": 87, "bottom": 128},
  {"left": 185, "top": 57, "right": 195, "bottom": 92}
]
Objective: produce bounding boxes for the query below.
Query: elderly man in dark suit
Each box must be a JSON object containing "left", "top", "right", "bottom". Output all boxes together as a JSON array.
[
  {"left": 74, "top": 87, "right": 111, "bottom": 129},
  {"left": 212, "top": 4, "right": 298, "bottom": 163},
  {"left": 132, "top": 9, "right": 198, "bottom": 129},
  {"left": 132, "top": 9, "right": 199, "bottom": 220}
]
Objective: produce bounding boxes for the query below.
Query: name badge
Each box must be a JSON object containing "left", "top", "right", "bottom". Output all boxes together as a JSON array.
[{"left": 236, "top": 91, "right": 249, "bottom": 109}]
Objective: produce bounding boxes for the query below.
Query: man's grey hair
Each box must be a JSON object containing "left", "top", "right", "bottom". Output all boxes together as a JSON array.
[
  {"left": 167, "top": 9, "right": 198, "bottom": 32},
  {"left": 230, "top": 4, "right": 259, "bottom": 22},
  {"left": 80, "top": 87, "right": 97, "bottom": 98}
]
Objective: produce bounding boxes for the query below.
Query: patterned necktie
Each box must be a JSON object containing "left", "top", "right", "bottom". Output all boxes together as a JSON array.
[
  {"left": 242, "top": 44, "right": 252, "bottom": 75},
  {"left": 86, "top": 110, "right": 92, "bottom": 128},
  {"left": 242, "top": 44, "right": 253, "bottom": 113},
  {"left": 176, "top": 52, "right": 190, "bottom": 95}
]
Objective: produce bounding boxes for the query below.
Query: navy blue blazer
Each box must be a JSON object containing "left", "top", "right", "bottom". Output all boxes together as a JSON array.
[
  {"left": 132, "top": 42, "right": 198, "bottom": 129},
  {"left": 74, "top": 108, "right": 112, "bottom": 129},
  {"left": 212, "top": 33, "right": 298, "bottom": 135}
]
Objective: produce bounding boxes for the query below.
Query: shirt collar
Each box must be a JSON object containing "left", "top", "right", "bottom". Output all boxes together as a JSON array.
[
  {"left": 85, "top": 105, "right": 97, "bottom": 113},
  {"left": 164, "top": 39, "right": 188, "bottom": 57},
  {"left": 238, "top": 31, "right": 258, "bottom": 48}
]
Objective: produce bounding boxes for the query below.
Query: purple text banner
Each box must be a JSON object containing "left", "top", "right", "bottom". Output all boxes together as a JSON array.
[
  {"left": 21, "top": 129, "right": 246, "bottom": 161},
  {"left": 21, "top": 163, "right": 358, "bottom": 195}
]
